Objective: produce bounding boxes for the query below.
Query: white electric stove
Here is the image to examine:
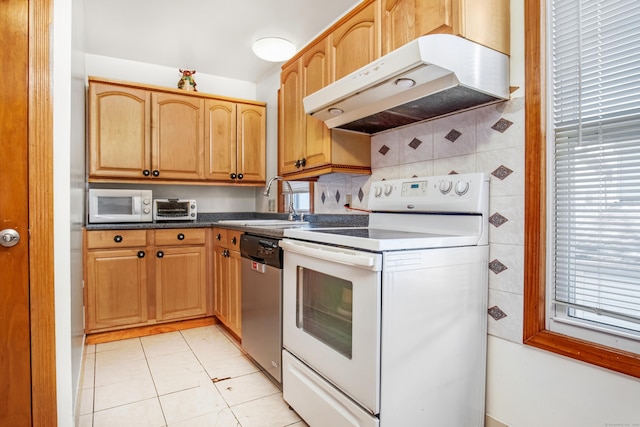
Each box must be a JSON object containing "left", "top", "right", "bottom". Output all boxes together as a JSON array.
[{"left": 280, "top": 173, "right": 491, "bottom": 427}]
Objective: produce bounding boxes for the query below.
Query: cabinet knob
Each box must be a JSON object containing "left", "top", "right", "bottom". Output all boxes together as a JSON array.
[
  {"left": 152, "top": 170, "right": 160, "bottom": 177},
  {"left": 177, "top": 233, "right": 185, "bottom": 241},
  {"left": 223, "top": 249, "right": 229, "bottom": 257},
  {"left": 237, "top": 173, "right": 243, "bottom": 180},
  {"left": 231, "top": 236, "right": 237, "bottom": 245},
  {"left": 156, "top": 251, "right": 164, "bottom": 258},
  {"left": 230, "top": 173, "right": 237, "bottom": 179},
  {"left": 143, "top": 169, "right": 150, "bottom": 176},
  {"left": 113, "top": 235, "right": 123, "bottom": 243},
  {"left": 301, "top": 158, "right": 306, "bottom": 167},
  {"left": 216, "top": 233, "right": 221, "bottom": 240},
  {"left": 295, "top": 160, "right": 301, "bottom": 168},
  {"left": 137, "top": 251, "right": 145, "bottom": 258}
]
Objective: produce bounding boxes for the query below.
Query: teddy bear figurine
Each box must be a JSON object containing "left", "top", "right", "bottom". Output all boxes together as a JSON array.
[{"left": 178, "top": 69, "right": 197, "bottom": 91}]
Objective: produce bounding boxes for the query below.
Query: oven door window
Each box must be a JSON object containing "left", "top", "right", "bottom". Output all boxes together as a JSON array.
[{"left": 296, "top": 266, "right": 353, "bottom": 359}]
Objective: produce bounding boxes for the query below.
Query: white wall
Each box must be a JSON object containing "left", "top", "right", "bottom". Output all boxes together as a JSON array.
[{"left": 54, "top": 0, "right": 87, "bottom": 425}]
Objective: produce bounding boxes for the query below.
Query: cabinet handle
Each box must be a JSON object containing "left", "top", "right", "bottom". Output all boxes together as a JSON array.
[
  {"left": 177, "top": 233, "right": 185, "bottom": 241},
  {"left": 152, "top": 170, "right": 160, "bottom": 177},
  {"left": 230, "top": 173, "right": 237, "bottom": 179},
  {"left": 237, "top": 173, "right": 243, "bottom": 180},
  {"left": 113, "top": 235, "right": 123, "bottom": 243},
  {"left": 137, "top": 251, "right": 145, "bottom": 258},
  {"left": 231, "top": 236, "right": 237, "bottom": 245},
  {"left": 143, "top": 169, "right": 150, "bottom": 176},
  {"left": 156, "top": 251, "right": 164, "bottom": 258},
  {"left": 216, "top": 233, "right": 221, "bottom": 240}
]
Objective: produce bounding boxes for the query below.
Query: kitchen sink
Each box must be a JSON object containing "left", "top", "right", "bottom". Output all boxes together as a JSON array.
[{"left": 217, "top": 219, "right": 308, "bottom": 227}]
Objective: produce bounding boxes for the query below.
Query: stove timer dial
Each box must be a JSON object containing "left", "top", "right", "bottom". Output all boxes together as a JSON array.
[
  {"left": 455, "top": 180, "right": 470, "bottom": 195},
  {"left": 439, "top": 179, "right": 453, "bottom": 194}
]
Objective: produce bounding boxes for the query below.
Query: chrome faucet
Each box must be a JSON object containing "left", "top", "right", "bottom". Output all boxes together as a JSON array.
[{"left": 264, "top": 176, "right": 299, "bottom": 221}]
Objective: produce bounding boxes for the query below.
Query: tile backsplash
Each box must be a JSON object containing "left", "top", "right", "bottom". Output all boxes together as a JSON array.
[{"left": 313, "top": 97, "right": 525, "bottom": 344}]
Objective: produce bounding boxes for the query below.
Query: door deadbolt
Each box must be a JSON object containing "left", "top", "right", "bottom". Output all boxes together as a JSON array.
[{"left": 0, "top": 229, "right": 20, "bottom": 248}]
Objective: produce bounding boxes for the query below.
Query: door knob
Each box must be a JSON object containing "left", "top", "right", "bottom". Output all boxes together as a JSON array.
[{"left": 0, "top": 229, "right": 20, "bottom": 248}]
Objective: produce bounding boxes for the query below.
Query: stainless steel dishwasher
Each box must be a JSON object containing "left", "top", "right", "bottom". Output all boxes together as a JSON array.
[{"left": 240, "top": 234, "right": 283, "bottom": 384}]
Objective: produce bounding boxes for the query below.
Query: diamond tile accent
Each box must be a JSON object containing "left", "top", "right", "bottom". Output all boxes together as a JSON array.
[
  {"left": 492, "top": 165, "right": 514, "bottom": 180},
  {"left": 378, "top": 145, "right": 390, "bottom": 155},
  {"left": 491, "top": 118, "right": 513, "bottom": 133},
  {"left": 358, "top": 188, "right": 364, "bottom": 202},
  {"left": 488, "top": 306, "right": 508, "bottom": 321},
  {"left": 321, "top": 192, "right": 326, "bottom": 204},
  {"left": 335, "top": 190, "right": 341, "bottom": 204},
  {"left": 408, "top": 138, "right": 422, "bottom": 149},
  {"left": 489, "top": 212, "right": 508, "bottom": 227},
  {"left": 445, "top": 129, "right": 462, "bottom": 142},
  {"left": 489, "top": 259, "right": 508, "bottom": 274},
  {"left": 448, "top": 170, "right": 458, "bottom": 175}
]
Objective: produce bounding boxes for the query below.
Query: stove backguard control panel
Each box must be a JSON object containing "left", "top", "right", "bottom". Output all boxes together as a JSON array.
[{"left": 368, "top": 172, "right": 489, "bottom": 214}]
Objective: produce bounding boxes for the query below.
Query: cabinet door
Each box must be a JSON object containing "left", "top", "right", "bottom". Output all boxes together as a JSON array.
[
  {"left": 86, "top": 248, "right": 148, "bottom": 331},
  {"left": 237, "top": 104, "right": 266, "bottom": 183},
  {"left": 227, "top": 248, "right": 242, "bottom": 337},
  {"left": 302, "top": 38, "right": 332, "bottom": 170},
  {"left": 204, "top": 99, "right": 237, "bottom": 181},
  {"left": 155, "top": 245, "right": 207, "bottom": 321},
  {"left": 213, "top": 244, "right": 229, "bottom": 323},
  {"left": 330, "top": 0, "right": 380, "bottom": 81},
  {"left": 151, "top": 92, "right": 205, "bottom": 180},
  {"left": 279, "top": 60, "right": 305, "bottom": 175},
  {"left": 88, "top": 83, "right": 151, "bottom": 179}
]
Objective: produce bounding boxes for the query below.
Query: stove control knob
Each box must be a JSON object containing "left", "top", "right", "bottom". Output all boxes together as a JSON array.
[
  {"left": 384, "top": 184, "right": 393, "bottom": 196},
  {"left": 374, "top": 185, "right": 382, "bottom": 198},
  {"left": 455, "top": 180, "right": 470, "bottom": 196},
  {"left": 439, "top": 179, "right": 452, "bottom": 194}
]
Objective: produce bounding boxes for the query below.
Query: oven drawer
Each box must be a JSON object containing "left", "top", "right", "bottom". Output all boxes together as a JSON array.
[{"left": 283, "top": 350, "right": 379, "bottom": 427}]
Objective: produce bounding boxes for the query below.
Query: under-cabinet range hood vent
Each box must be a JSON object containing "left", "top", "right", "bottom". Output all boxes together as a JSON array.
[{"left": 303, "top": 34, "right": 510, "bottom": 135}]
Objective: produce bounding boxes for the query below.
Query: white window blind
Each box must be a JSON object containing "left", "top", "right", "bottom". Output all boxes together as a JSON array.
[{"left": 550, "top": 0, "right": 640, "bottom": 339}]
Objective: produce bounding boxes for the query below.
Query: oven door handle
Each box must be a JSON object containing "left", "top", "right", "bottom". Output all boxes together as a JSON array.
[{"left": 280, "top": 239, "right": 381, "bottom": 271}]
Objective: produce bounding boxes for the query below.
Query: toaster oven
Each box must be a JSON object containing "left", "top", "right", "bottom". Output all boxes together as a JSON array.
[{"left": 153, "top": 199, "right": 197, "bottom": 221}]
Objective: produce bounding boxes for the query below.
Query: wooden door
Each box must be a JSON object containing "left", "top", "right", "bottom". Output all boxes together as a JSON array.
[
  {"left": 155, "top": 245, "right": 207, "bottom": 321},
  {"left": 0, "top": 0, "right": 32, "bottom": 424},
  {"left": 204, "top": 99, "right": 237, "bottom": 181},
  {"left": 302, "top": 38, "right": 332, "bottom": 170},
  {"left": 213, "top": 244, "right": 229, "bottom": 323},
  {"left": 237, "top": 104, "right": 266, "bottom": 183},
  {"left": 88, "top": 82, "right": 151, "bottom": 179},
  {"left": 279, "top": 60, "right": 304, "bottom": 175},
  {"left": 151, "top": 92, "right": 204, "bottom": 180},
  {"left": 330, "top": 0, "right": 380, "bottom": 81},
  {"left": 86, "top": 248, "right": 149, "bottom": 331}
]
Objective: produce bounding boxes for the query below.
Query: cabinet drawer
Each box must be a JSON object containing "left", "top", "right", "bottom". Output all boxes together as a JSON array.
[
  {"left": 86, "top": 229, "right": 148, "bottom": 249},
  {"left": 154, "top": 228, "right": 206, "bottom": 246},
  {"left": 228, "top": 230, "right": 243, "bottom": 250},
  {"left": 213, "top": 228, "right": 228, "bottom": 246}
]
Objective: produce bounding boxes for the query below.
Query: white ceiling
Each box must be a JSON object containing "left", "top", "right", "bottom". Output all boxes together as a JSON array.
[{"left": 83, "top": 0, "right": 361, "bottom": 83}]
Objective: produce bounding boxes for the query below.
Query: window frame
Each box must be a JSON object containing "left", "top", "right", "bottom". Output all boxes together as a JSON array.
[{"left": 523, "top": 0, "right": 640, "bottom": 378}]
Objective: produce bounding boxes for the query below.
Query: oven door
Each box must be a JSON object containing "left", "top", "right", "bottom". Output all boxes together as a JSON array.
[{"left": 280, "top": 238, "right": 382, "bottom": 414}]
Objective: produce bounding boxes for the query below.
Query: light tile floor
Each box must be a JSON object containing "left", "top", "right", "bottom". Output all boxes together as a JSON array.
[{"left": 76, "top": 325, "right": 307, "bottom": 427}]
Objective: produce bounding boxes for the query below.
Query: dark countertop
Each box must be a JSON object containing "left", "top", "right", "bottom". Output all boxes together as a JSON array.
[{"left": 85, "top": 212, "right": 369, "bottom": 239}]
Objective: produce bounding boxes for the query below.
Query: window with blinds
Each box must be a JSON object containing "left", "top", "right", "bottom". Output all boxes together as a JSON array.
[{"left": 549, "top": 0, "right": 640, "bottom": 347}]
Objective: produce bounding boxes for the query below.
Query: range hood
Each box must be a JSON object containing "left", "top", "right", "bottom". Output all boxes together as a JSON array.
[{"left": 303, "top": 34, "right": 510, "bottom": 135}]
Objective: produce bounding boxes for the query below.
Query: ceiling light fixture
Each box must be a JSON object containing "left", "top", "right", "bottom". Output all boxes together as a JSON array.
[{"left": 252, "top": 37, "right": 296, "bottom": 62}]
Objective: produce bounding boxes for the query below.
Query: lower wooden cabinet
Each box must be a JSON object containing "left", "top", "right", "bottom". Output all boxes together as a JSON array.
[
  {"left": 84, "top": 227, "right": 212, "bottom": 333},
  {"left": 212, "top": 228, "right": 243, "bottom": 338}
]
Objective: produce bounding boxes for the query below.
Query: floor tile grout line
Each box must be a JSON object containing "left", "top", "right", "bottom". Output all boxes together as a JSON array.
[{"left": 139, "top": 336, "right": 169, "bottom": 427}]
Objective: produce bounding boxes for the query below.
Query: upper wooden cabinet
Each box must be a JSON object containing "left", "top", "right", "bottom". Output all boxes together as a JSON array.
[
  {"left": 279, "top": 36, "right": 372, "bottom": 179},
  {"left": 88, "top": 77, "right": 266, "bottom": 186},
  {"left": 330, "top": 0, "right": 381, "bottom": 81},
  {"left": 381, "top": 0, "right": 510, "bottom": 55},
  {"left": 89, "top": 83, "right": 151, "bottom": 179},
  {"left": 204, "top": 100, "right": 266, "bottom": 184}
]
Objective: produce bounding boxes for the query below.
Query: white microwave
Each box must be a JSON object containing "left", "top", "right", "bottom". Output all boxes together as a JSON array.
[{"left": 88, "top": 189, "right": 153, "bottom": 223}]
